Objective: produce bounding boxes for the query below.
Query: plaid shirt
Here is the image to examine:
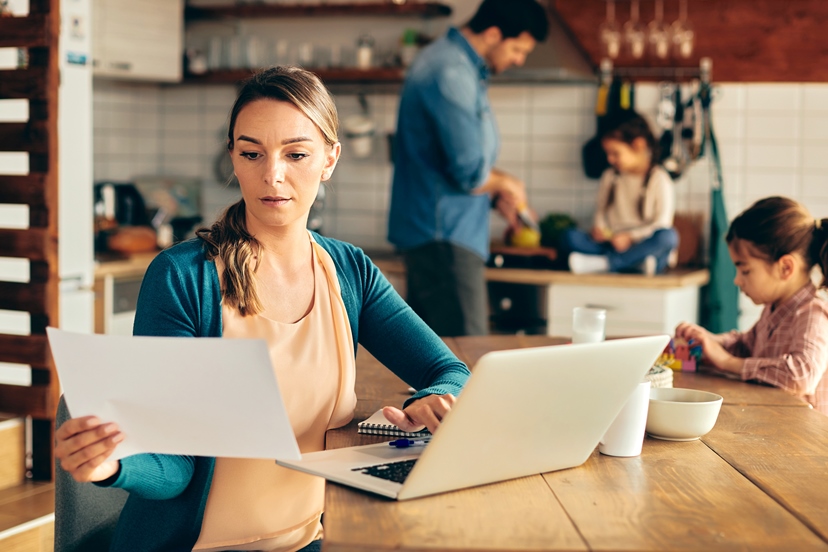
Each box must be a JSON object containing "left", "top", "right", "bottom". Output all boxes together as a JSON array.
[{"left": 720, "top": 283, "right": 828, "bottom": 415}]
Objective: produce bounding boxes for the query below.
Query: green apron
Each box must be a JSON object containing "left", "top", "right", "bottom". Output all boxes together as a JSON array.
[{"left": 699, "top": 82, "right": 739, "bottom": 333}]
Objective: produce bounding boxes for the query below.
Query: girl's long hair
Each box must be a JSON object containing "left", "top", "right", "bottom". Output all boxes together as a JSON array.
[
  {"left": 727, "top": 196, "right": 828, "bottom": 288},
  {"left": 600, "top": 110, "right": 659, "bottom": 218},
  {"left": 195, "top": 66, "right": 339, "bottom": 316}
]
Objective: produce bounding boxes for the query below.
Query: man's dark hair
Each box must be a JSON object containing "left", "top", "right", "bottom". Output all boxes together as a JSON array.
[{"left": 466, "top": 0, "right": 549, "bottom": 42}]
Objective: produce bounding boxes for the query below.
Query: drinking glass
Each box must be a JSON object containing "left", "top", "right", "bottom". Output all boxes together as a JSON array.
[
  {"left": 599, "top": 0, "right": 622, "bottom": 59},
  {"left": 623, "top": 0, "right": 646, "bottom": 59},
  {"left": 572, "top": 307, "right": 607, "bottom": 344},
  {"left": 671, "top": 0, "right": 694, "bottom": 59},
  {"left": 648, "top": 0, "right": 671, "bottom": 60}
]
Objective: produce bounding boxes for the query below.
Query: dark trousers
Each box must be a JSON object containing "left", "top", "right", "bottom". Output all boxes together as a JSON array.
[{"left": 403, "top": 241, "right": 488, "bottom": 337}]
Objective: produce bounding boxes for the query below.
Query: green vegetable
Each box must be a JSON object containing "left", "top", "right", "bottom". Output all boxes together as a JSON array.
[{"left": 539, "top": 212, "right": 577, "bottom": 248}]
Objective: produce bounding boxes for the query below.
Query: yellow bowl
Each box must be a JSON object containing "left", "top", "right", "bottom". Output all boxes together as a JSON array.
[{"left": 646, "top": 387, "right": 723, "bottom": 441}]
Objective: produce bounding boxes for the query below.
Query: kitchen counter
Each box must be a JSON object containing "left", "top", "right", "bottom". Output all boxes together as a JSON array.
[{"left": 94, "top": 251, "right": 159, "bottom": 279}]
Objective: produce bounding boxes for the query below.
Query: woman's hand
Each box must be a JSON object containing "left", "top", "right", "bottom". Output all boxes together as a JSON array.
[
  {"left": 381, "top": 394, "right": 457, "bottom": 434},
  {"left": 610, "top": 232, "right": 633, "bottom": 252},
  {"left": 55, "top": 416, "right": 124, "bottom": 483}
]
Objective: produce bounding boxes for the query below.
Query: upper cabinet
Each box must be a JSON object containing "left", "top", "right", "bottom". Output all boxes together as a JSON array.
[
  {"left": 92, "top": 0, "right": 184, "bottom": 82},
  {"left": 182, "top": 1, "right": 452, "bottom": 85},
  {"left": 553, "top": 0, "right": 828, "bottom": 82}
]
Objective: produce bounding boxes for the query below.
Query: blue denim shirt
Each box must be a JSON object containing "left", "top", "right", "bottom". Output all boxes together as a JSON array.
[{"left": 388, "top": 27, "right": 500, "bottom": 260}]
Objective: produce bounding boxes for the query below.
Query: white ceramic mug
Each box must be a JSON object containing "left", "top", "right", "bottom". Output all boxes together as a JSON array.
[{"left": 599, "top": 380, "right": 651, "bottom": 457}]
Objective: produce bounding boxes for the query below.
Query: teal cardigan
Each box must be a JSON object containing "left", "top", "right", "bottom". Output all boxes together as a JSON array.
[{"left": 105, "top": 234, "right": 470, "bottom": 551}]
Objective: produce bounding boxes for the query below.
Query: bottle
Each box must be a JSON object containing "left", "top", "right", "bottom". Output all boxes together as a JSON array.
[{"left": 356, "top": 34, "right": 374, "bottom": 69}]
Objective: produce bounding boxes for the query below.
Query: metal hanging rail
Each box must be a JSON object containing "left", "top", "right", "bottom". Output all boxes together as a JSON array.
[{"left": 600, "top": 57, "right": 712, "bottom": 83}]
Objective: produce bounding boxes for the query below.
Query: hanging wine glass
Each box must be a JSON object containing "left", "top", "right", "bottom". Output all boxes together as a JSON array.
[
  {"left": 623, "top": 0, "right": 646, "bottom": 60},
  {"left": 599, "top": 0, "right": 622, "bottom": 59},
  {"left": 648, "top": 0, "right": 671, "bottom": 60},
  {"left": 671, "top": 0, "right": 695, "bottom": 59}
]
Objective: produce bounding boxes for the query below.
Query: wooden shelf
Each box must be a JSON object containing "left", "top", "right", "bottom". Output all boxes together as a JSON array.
[
  {"left": 183, "top": 66, "right": 405, "bottom": 85},
  {"left": 185, "top": 2, "right": 452, "bottom": 21}
]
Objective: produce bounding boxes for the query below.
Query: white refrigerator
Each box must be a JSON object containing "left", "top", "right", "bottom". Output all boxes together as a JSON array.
[{"left": 0, "top": 0, "right": 95, "bottom": 387}]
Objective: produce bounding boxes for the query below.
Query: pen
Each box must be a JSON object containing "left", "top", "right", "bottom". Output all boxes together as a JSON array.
[{"left": 388, "top": 438, "right": 430, "bottom": 448}]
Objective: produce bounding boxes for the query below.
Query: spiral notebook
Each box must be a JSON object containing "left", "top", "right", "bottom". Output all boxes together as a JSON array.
[{"left": 357, "top": 409, "right": 432, "bottom": 438}]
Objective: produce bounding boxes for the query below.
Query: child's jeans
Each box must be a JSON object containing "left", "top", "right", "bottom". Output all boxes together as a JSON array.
[{"left": 560, "top": 227, "right": 679, "bottom": 273}]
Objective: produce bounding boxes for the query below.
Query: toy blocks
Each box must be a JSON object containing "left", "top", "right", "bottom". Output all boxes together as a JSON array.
[{"left": 658, "top": 337, "right": 703, "bottom": 372}]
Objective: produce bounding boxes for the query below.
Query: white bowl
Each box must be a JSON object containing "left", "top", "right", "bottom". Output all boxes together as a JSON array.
[{"left": 646, "top": 388, "right": 723, "bottom": 441}]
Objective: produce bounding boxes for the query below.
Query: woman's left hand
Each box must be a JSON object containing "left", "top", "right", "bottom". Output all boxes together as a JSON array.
[{"left": 382, "top": 394, "right": 456, "bottom": 434}]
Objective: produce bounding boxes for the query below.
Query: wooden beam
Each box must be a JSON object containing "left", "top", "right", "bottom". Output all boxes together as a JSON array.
[
  {"left": 0, "top": 335, "right": 51, "bottom": 367},
  {"left": 0, "top": 229, "right": 53, "bottom": 261},
  {"left": 0, "top": 383, "right": 51, "bottom": 419},
  {"left": 29, "top": 153, "right": 49, "bottom": 173},
  {"left": 0, "top": 283, "right": 54, "bottom": 317},
  {"left": 0, "top": 68, "right": 47, "bottom": 100},
  {"left": 0, "top": 121, "right": 49, "bottom": 153},
  {"left": 0, "top": 15, "right": 49, "bottom": 49},
  {"left": 0, "top": 175, "right": 48, "bottom": 207},
  {"left": 28, "top": 0, "right": 55, "bottom": 15}
]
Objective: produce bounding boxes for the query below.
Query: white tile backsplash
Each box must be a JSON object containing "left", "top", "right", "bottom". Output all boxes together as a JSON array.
[
  {"left": 745, "top": 84, "right": 801, "bottom": 111},
  {"left": 744, "top": 114, "right": 799, "bottom": 141},
  {"left": 88, "top": 79, "right": 828, "bottom": 285}
]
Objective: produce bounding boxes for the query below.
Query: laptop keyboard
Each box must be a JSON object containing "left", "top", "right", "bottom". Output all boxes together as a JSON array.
[{"left": 352, "top": 459, "right": 418, "bottom": 484}]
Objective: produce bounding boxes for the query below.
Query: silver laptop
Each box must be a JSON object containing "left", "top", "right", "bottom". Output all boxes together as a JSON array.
[{"left": 276, "top": 335, "right": 669, "bottom": 500}]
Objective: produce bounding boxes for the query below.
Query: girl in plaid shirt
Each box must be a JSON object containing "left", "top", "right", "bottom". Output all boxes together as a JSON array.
[{"left": 676, "top": 196, "right": 828, "bottom": 415}]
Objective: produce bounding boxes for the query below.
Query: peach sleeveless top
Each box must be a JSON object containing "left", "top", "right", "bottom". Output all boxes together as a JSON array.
[{"left": 193, "top": 237, "right": 357, "bottom": 552}]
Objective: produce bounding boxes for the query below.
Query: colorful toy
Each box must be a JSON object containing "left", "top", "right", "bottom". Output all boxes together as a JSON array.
[{"left": 657, "top": 337, "right": 703, "bottom": 372}]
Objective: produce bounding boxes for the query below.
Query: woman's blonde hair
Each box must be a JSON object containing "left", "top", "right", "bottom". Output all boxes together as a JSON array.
[{"left": 196, "top": 66, "right": 339, "bottom": 316}]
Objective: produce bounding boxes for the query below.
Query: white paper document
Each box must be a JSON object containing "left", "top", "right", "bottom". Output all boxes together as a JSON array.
[{"left": 47, "top": 327, "right": 301, "bottom": 461}]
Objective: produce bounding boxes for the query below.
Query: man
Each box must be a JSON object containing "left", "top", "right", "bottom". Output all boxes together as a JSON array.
[{"left": 387, "top": 0, "right": 549, "bottom": 336}]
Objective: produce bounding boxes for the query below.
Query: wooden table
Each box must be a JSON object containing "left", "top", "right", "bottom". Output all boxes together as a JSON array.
[{"left": 322, "top": 337, "right": 828, "bottom": 551}]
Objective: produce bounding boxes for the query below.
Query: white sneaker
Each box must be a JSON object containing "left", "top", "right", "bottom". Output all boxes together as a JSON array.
[
  {"left": 642, "top": 255, "right": 657, "bottom": 276},
  {"left": 569, "top": 252, "right": 610, "bottom": 274}
]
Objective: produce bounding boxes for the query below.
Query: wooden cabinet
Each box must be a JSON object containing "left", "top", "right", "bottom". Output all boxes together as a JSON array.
[
  {"left": 486, "top": 268, "right": 710, "bottom": 337},
  {"left": 547, "top": 283, "right": 701, "bottom": 337},
  {"left": 92, "top": 0, "right": 184, "bottom": 82},
  {"left": 94, "top": 253, "right": 157, "bottom": 335},
  {"left": 553, "top": 0, "right": 828, "bottom": 82}
]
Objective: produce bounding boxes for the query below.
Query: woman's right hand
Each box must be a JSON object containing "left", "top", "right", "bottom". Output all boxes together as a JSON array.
[{"left": 55, "top": 416, "right": 124, "bottom": 483}]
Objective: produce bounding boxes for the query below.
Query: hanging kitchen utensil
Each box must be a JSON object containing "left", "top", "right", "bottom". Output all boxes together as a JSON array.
[
  {"left": 662, "top": 85, "right": 687, "bottom": 179},
  {"left": 656, "top": 82, "right": 675, "bottom": 166},
  {"left": 684, "top": 79, "right": 704, "bottom": 161},
  {"left": 582, "top": 75, "right": 623, "bottom": 179}
]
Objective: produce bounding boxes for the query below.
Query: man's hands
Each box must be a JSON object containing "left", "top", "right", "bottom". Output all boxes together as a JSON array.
[{"left": 381, "top": 394, "right": 457, "bottom": 434}]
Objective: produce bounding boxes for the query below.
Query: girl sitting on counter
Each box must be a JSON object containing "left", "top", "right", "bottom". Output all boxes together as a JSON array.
[
  {"left": 561, "top": 110, "right": 678, "bottom": 276},
  {"left": 676, "top": 196, "right": 828, "bottom": 415}
]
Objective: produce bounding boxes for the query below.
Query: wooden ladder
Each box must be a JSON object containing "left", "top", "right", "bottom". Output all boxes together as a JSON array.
[{"left": 0, "top": 0, "right": 62, "bottom": 486}]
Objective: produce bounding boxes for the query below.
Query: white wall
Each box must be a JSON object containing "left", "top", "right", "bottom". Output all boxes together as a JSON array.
[{"left": 90, "top": 80, "right": 828, "bottom": 331}]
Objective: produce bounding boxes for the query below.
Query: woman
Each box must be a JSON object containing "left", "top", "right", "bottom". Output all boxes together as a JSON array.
[{"left": 54, "top": 66, "right": 470, "bottom": 552}]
